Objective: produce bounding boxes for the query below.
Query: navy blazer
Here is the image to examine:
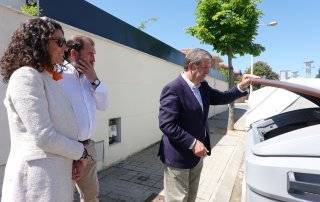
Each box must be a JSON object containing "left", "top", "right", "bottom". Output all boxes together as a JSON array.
[{"left": 158, "top": 75, "right": 247, "bottom": 169}]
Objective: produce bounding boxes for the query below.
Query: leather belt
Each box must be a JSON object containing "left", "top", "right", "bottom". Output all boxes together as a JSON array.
[{"left": 79, "top": 139, "right": 91, "bottom": 146}]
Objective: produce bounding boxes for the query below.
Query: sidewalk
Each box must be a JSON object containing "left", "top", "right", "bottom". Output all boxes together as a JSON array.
[{"left": 76, "top": 104, "right": 248, "bottom": 202}]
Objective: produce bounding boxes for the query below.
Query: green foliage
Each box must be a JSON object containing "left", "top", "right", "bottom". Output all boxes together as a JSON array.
[
  {"left": 245, "top": 61, "right": 279, "bottom": 89},
  {"left": 245, "top": 61, "right": 279, "bottom": 79},
  {"left": 21, "top": 3, "right": 39, "bottom": 16},
  {"left": 187, "top": 0, "right": 264, "bottom": 129},
  {"left": 218, "top": 68, "right": 242, "bottom": 84},
  {"left": 187, "top": 0, "right": 264, "bottom": 57},
  {"left": 137, "top": 17, "right": 158, "bottom": 30},
  {"left": 218, "top": 68, "right": 230, "bottom": 81}
]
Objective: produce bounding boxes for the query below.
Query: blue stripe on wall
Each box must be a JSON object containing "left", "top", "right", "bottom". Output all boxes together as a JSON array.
[
  {"left": 39, "top": 0, "right": 185, "bottom": 66},
  {"left": 39, "top": 0, "right": 226, "bottom": 81}
]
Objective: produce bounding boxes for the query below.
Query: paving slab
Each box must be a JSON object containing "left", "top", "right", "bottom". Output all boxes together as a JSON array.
[
  {"left": 77, "top": 105, "right": 248, "bottom": 202},
  {"left": 0, "top": 105, "right": 246, "bottom": 202}
]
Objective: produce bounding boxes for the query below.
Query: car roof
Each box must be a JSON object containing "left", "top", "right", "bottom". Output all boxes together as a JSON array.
[{"left": 251, "top": 78, "right": 320, "bottom": 106}]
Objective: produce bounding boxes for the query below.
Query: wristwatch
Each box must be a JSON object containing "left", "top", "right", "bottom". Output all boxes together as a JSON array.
[{"left": 91, "top": 78, "right": 100, "bottom": 87}]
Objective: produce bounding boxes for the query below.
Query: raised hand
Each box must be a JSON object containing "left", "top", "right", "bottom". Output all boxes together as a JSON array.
[
  {"left": 74, "top": 59, "right": 98, "bottom": 83},
  {"left": 238, "top": 74, "right": 261, "bottom": 91}
]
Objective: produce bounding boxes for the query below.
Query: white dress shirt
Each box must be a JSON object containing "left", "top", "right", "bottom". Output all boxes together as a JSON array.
[
  {"left": 58, "top": 61, "right": 108, "bottom": 141},
  {"left": 181, "top": 73, "right": 203, "bottom": 111},
  {"left": 181, "top": 73, "right": 203, "bottom": 149}
]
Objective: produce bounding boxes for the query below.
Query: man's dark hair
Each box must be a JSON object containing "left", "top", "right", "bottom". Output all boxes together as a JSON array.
[{"left": 64, "top": 35, "right": 94, "bottom": 60}]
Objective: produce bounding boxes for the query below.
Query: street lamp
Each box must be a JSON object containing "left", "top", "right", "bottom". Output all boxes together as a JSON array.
[
  {"left": 250, "top": 20, "right": 278, "bottom": 93},
  {"left": 267, "top": 21, "right": 278, "bottom": 27}
]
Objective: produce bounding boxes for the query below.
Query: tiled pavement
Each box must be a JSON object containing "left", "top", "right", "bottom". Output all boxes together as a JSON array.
[
  {"left": 98, "top": 145, "right": 164, "bottom": 201},
  {"left": 0, "top": 105, "right": 247, "bottom": 202},
  {"left": 76, "top": 104, "right": 248, "bottom": 202}
]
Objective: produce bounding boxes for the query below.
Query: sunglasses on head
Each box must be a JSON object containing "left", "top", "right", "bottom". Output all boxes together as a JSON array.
[{"left": 50, "top": 37, "right": 66, "bottom": 48}]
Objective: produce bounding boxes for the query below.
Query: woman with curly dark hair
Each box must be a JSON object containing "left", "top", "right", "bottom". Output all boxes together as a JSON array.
[{"left": 1, "top": 17, "right": 88, "bottom": 201}]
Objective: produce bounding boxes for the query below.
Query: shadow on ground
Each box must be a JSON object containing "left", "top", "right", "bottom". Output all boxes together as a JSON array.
[
  {"left": 209, "top": 107, "right": 247, "bottom": 148},
  {"left": 74, "top": 107, "right": 247, "bottom": 202}
]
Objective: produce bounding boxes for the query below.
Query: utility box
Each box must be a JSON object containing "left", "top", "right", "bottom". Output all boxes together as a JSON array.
[{"left": 108, "top": 118, "right": 121, "bottom": 145}]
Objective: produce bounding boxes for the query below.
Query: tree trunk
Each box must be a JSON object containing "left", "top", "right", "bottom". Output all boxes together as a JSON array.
[{"left": 227, "top": 54, "right": 235, "bottom": 130}]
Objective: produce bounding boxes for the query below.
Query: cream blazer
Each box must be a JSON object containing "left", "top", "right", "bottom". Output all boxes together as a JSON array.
[{"left": 1, "top": 66, "right": 84, "bottom": 202}]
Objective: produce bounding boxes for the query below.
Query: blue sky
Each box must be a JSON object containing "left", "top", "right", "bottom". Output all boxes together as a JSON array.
[{"left": 85, "top": 0, "right": 320, "bottom": 77}]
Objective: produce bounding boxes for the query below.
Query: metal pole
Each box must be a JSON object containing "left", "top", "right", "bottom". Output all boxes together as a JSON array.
[
  {"left": 250, "top": 55, "right": 254, "bottom": 93},
  {"left": 249, "top": 20, "right": 277, "bottom": 94}
]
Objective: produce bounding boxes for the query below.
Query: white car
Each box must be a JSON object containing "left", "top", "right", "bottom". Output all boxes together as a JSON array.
[{"left": 244, "top": 78, "right": 320, "bottom": 202}]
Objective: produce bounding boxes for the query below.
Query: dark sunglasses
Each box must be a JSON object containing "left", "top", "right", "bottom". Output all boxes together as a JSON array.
[{"left": 50, "top": 37, "right": 66, "bottom": 48}]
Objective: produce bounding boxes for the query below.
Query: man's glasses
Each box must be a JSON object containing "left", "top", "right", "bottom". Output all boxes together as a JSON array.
[{"left": 50, "top": 37, "right": 66, "bottom": 48}]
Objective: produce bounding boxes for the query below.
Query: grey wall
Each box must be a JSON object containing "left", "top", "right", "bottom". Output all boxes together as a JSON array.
[
  {"left": 0, "top": 0, "right": 25, "bottom": 10},
  {"left": 0, "top": 4, "right": 229, "bottom": 196}
]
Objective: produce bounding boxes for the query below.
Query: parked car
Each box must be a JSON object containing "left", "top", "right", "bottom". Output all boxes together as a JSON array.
[{"left": 244, "top": 78, "right": 320, "bottom": 202}]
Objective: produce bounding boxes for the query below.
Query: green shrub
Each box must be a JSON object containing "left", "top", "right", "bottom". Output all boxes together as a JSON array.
[{"left": 21, "top": 4, "right": 39, "bottom": 16}]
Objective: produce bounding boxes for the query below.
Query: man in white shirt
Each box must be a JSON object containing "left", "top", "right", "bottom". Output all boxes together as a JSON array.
[{"left": 58, "top": 35, "right": 108, "bottom": 202}]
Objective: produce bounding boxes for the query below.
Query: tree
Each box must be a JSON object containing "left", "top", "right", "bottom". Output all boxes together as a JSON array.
[
  {"left": 137, "top": 17, "right": 158, "bottom": 30},
  {"left": 218, "top": 66, "right": 229, "bottom": 79},
  {"left": 217, "top": 64, "right": 243, "bottom": 84},
  {"left": 245, "top": 61, "right": 279, "bottom": 90},
  {"left": 187, "top": 0, "right": 264, "bottom": 130},
  {"left": 20, "top": 2, "right": 39, "bottom": 16}
]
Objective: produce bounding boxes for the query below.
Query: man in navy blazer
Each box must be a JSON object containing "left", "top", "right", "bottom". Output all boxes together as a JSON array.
[{"left": 158, "top": 48, "right": 257, "bottom": 202}]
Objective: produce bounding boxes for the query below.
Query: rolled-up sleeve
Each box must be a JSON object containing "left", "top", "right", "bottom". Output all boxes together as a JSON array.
[{"left": 92, "top": 82, "right": 108, "bottom": 110}]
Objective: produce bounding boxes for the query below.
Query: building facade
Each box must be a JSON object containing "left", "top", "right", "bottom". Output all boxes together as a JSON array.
[{"left": 0, "top": 1, "right": 229, "bottom": 194}]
